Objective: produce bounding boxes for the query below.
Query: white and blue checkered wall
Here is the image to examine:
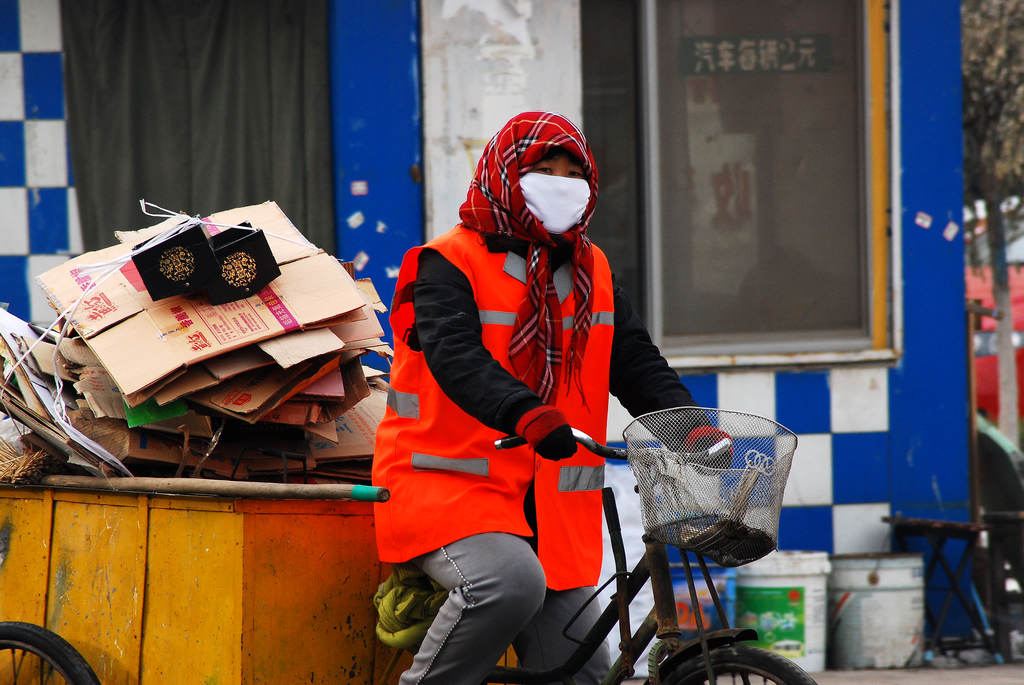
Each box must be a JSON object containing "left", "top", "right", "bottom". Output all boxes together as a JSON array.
[
  {"left": 608, "top": 366, "right": 894, "bottom": 556},
  {"left": 0, "top": 0, "right": 80, "bottom": 325}
]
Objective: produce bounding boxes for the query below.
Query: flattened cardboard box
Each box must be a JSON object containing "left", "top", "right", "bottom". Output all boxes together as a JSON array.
[
  {"left": 189, "top": 355, "right": 340, "bottom": 422},
  {"left": 202, "top": 345, "right": 274, "bottom": 380},
  {"left": 329, "top": 304, "right": 384, "bottom": 343},
  {"left": 34, "top": 240, "right": 157, "bottom": 338},
  {"left": 84, "top": 252, "right": 365, "bottom": 396},
  {"left": 152, "top": 366, "right": 220, "bottom": 405},
  {"left": 36, "top": 201, "right": 319, "bottom": 339},
  {"left": 308, "top": 384, "right": 387, "bottom": 460}
]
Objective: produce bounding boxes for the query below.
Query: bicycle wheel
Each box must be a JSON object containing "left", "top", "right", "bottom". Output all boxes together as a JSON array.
[
  {"left": 0, "top": 621, "right": 100, "bottom": 684},
  {"left": 659, "top": 645, "right": 818, "bottom": 685}
]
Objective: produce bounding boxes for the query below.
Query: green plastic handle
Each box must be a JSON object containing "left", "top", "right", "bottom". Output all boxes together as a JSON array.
[{"left": 351, "top": 485, "right": 390, "bottom": 502}]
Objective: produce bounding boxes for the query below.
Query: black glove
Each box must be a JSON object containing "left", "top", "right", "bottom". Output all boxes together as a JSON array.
[{"left": 516, "top": 405, "right": 577, "bottom": 461}]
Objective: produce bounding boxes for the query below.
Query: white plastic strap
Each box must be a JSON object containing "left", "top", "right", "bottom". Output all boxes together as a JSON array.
[{"left": 139, "top": 199, "right": 317, "bottom": 250}]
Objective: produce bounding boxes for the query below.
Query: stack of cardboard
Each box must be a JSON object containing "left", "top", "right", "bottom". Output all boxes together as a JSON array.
[{"left": 0, "top": 202, "right": 390, "bottom": 484}]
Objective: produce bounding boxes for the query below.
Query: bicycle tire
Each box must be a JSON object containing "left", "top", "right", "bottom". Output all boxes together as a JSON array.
[
  {"left": 659, "top": 645, "right": 818, "bottom": 685},
  {"left": 0, "top": 621, "right": 100, "bottom": 685}
]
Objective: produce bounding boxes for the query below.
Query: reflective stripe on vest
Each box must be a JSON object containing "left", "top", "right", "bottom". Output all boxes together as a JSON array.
[
  {"left": 554, "top": 264, "right": 572, "bottom": 301},
  {"left": 503, "top": 252, "right": 527, "bottom": 283},
  {"left": 503, "top": 252, "right": 572, "bottom": 302},
  {"left": 562, "top": 311, "right": 615, "bottom": 329},
  {"left": 479, "top": 310, "right": 517, "bottom": 326},
  {"left": 411, "top": 452, "right": 489, "bottom": 477},
  {"left": 558, "top": 464, "right": 605, "bottom": 492},
  {"left": 388, "top": 388, "right": 420, "bottom": 419},
  {"left": 480, "top": 310, "right": 614, "bottom": 328}
]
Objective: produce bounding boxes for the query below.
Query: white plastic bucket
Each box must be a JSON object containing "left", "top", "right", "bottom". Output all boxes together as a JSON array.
[
  {"left": 827, "top": 553, "right": 924, "bottom": 669},
  {"left": 735, "top": 551, "right": 831, "bottom": 672}
]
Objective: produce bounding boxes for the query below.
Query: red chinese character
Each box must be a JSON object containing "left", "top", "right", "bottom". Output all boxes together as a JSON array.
[
  {"left": 688, "top": 78, "right": 719, "bottom": 105},
  {"left": 187, "top": 332, "right": 211, "bottom": 351},
  {"left": 230, "top": 392, "right": 252, "bottom": 406},
  {"left": 711, "top": 162, "right": 753, "bottom": 231},
  {"left": 82, "top": 293, "right": 116, "bottom": 320}
]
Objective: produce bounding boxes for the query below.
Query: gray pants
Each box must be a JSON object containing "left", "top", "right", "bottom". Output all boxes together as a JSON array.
[{"left": 399, "top": 532, "right": 611, "bottom": 685}]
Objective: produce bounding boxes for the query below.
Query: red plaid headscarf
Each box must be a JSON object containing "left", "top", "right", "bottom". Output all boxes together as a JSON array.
[{"left": 459, "top": 111, "right": 599, "bottom": 403}]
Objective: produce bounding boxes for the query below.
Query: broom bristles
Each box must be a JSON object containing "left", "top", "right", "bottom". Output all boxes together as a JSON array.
[{"left": 0, "top": 437, "right": 64, "bottom": 484}]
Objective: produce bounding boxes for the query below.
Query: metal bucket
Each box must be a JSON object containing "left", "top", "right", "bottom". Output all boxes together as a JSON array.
[{"left": 827, "top": 553, "right": 925, "bottom": 669}]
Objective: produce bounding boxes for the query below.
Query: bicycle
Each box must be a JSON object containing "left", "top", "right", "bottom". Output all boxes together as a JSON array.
[{"left": 485, "top": 406, "right": 817, "bottom": 685}]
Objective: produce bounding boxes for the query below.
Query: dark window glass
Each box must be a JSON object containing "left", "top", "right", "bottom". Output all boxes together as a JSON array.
[
  {"left": 583, "top": 0, "right": 871, "bottom": 355},
  {"left": 582, "top": 0, "right": 645, "bottom": 316},
  {"left": 659, "top": 0, "right": 867, "bottom": 352}
]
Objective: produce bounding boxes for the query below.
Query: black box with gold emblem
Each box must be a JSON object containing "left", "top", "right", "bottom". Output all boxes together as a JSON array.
[
  {"left": 205, "top": 223, "right": 281, "bottom": 305},
  {"left": 130, "top": 222, "right": 218, "bottom": 301}
]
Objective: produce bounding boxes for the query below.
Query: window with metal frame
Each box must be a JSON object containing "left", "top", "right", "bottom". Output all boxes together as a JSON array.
[{"left": 583, "top": 0, "right": 890, "bottom": 361}]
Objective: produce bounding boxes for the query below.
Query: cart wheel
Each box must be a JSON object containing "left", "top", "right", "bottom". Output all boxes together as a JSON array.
[{"left": 0, "top": 621, "right": 100, "bottom": 684}]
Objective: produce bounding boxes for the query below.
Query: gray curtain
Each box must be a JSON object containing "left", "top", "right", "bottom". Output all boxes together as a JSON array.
[{"left": 61, "top": 0, "right": 335, "bottom": 252}]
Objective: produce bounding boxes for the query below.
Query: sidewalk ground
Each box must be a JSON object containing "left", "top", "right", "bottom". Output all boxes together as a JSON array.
[
  {"left": 813, "top": 663, "right": 1024, "bottom": 684},
  {"left": 626, "top": 662, "right": 1024, "bottom": 683}
]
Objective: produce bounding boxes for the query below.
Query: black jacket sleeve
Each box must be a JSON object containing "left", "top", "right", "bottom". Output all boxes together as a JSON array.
[
  {"left": 608, "top": 282, "right": 696, "bottom": 416},
  {"left": 413, "top": 248, "right": 542, "bottom": 435}
]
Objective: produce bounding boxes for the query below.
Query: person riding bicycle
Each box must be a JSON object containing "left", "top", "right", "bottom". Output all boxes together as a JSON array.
[{"left": 373, "top": 111, "right": 704, "bottom": 684}]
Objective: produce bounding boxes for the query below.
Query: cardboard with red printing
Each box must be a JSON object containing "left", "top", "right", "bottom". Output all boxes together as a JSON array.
[{"left": 82, "top": 253, "right": 364, "bottom": 396}]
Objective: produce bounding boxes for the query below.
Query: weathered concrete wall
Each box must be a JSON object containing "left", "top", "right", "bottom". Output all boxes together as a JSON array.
[{"left": 421, "top": 0, "right": 582, "bottom": 238}]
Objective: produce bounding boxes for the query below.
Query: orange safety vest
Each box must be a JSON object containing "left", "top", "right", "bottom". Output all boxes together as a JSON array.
[{"left": 373, "top": 225, "right": 615, "bottom": 590}]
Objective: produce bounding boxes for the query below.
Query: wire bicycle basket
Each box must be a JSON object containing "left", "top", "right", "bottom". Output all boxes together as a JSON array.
[{"left": 623, "top": 407, "right": 797, "bottom": 568}]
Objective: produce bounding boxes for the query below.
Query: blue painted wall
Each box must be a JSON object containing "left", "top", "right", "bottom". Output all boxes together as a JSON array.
[
  {"left": 889, "top": 0, "right": 967, "bottom": 524},
  {"left": 329, "top": 0, "right": 423, "bottom": 352},
  {"left": 889, "top": 0, "right": 970, "bottom": 638}
]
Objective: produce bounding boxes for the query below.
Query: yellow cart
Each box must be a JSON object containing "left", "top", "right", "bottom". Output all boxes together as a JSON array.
[{"left": 0, "top": 478, "right": 408, "bottom": 684}]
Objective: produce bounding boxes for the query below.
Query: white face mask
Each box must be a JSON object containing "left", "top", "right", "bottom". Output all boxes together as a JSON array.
[{"left": 519, "top": 172, "right": 591, "bottom": 234}]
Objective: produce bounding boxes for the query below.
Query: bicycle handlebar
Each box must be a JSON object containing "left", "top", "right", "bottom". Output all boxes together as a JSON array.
[
  {"left": 494, "top": 431, "right": 732, "bottom": 463},
  {"left": 494, "top": 430, "right": 625, "bottom": 460},
  {"left": 569, "top": 428, "right": 629, "bottom": 459},
  {"left": 494, "top": 434, "right": 527, "bottom": 449}
]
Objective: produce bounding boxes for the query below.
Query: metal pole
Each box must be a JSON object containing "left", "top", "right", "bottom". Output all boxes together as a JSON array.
[
  {"left": 37, "top": 475, "right": 389, "bottom": 502},
  {"left": 697, "top": 553, "right": 730, "bottom": 629},
  {"left": 640, "top": 0, "right": 663, "bottom": 340},
  {"left": 682, "top": 553, "right": 715, "bottom": 684}
]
